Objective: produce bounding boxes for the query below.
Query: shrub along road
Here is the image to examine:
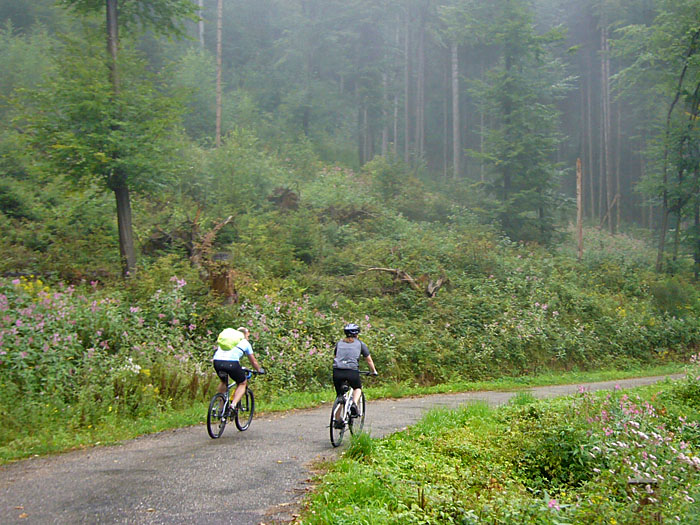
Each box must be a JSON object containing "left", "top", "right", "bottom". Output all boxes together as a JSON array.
[{"left": 0, "top": 374, "right": 681, "bottom": 524}]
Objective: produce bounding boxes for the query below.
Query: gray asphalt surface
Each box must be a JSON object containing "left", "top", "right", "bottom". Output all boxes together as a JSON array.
[{"left": 0, "top": 374, "right": 681, "bottom": 524}]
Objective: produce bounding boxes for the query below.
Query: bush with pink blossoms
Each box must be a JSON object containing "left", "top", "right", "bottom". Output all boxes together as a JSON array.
[
  {"left": 208, "top": 292, "right": 400, "bottom": 398},
  {"left": 0, "top": 276, "right": 214, "bottom": 449}
]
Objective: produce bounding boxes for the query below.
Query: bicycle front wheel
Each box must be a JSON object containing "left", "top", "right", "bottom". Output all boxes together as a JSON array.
[
  {"left": 330, "top": 396, "right": 346, "bottom": 447},
  {"left": 235, "top": 389, "right": 255, "bottom": 431},
  {"left": 207, "top": 393, "right": 228, "bottom": 439},
  {"left": 349, "top": 392, "right": 366, "bottom": 435}
]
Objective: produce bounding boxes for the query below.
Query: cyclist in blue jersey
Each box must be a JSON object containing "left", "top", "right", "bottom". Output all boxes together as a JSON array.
[
  {"left": 213, "top": 327, "right": 264, "bottom": 410},
  {"left": 332, "top": 323, "right": 377, "bottom": 424}
]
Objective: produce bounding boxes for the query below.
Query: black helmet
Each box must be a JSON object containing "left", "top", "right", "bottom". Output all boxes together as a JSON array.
[{"left": 343, "top": 323, "right": 360, "bottom": 337}]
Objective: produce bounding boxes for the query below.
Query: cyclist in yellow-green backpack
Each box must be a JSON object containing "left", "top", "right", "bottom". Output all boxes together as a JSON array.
[{"left": 212, "top": 327, "right": 265, "bottom": 412}]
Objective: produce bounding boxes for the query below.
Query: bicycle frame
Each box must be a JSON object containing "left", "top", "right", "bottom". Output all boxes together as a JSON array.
[
  {"left": 207, "top": 368, "right": 258, "bottom": 439},
  {"left": 330, "top": 370, "right": 372, "bottom": 447},
  {"left": 222, "top": 369, "right": 253, "bottom": 409},
  {"left": 337, "top": 384, "right": 360, "bottom": 420}
]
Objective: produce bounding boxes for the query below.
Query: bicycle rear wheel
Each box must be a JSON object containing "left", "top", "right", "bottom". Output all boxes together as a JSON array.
[
  {"left": 349, "top": 392, "right": 366, "bottom": 435},
  {"left": 330, "top": 396, "right": 346, "bottom": 447},
  {"left": 235, "top": 388, "right": 255, "bottom": 431},
  {"left": 207, "top": 393, "right": 228, "bottom": 439}
]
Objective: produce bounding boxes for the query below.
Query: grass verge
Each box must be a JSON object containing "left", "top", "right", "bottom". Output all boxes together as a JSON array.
[{"left": 300, "top": 373, "right": 700, "bottom": 524}]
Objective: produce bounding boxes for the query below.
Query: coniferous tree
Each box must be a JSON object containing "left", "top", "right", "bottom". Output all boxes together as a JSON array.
[{"left": 476, "top": 0, "right": 570, "bottom": 244}]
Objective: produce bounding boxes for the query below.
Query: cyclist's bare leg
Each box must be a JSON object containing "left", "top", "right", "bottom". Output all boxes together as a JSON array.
[
  {"left": 334, "top": 401, "right": 344, "bottom": 422},
  {"left": 351, "top": 388, "right": 363, "bottom": 415},
  {"left": 352, "top": 388, "right": 362, "bottom": 406},
  {"left": 215, "top": 380, "right": 227, "bottom": 410},
  {"left": 230, "top": 380, "right": 248, "bottom": 406}
]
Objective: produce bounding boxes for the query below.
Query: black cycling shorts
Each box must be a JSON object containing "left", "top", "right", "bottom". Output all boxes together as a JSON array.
[
  {"left": 213, "top": 360, "right": 246, "bottom": 385},
  {"left": 332, "top": 368, "right": 361, "bottom": 397}
]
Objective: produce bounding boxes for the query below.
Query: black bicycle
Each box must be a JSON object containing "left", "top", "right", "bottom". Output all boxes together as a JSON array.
[
  {"left": 330, "top": 370, "right": 375, "bottom": 447},
  {"left": 207, "top": 368, "right": 261, "bottom": 438}
]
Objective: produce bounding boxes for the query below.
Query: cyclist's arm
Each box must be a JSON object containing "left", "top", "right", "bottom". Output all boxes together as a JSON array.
[
  {"left": 365, "top": 354, "right": 378, "bottom": 375},
  {"left": 247, "top": 352, "right": 263, "bottom": 373}
]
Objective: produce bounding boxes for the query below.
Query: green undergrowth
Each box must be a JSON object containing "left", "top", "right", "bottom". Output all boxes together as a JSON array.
[
  {"left": 300, "top": 363, "right": 700, "bottom": 524},
  {"left": 0, "top": 363, "right": 685, "bottom": 465}
]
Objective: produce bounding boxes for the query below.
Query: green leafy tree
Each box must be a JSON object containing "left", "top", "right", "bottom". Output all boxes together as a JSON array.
[
  {"left": 614, "top": 0, "right": 700, "bottom": 275},
  {"left": 54, "top": 0, "right": 197, "bottom": 276},
  {"left": 17, "top": 33, "right": 186, "bottom": 275}
]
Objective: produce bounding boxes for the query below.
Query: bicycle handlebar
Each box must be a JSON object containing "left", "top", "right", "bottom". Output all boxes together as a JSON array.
[
  {"left": 241, "top": 367, "right": 265, "bottom": 375},
  {"left": 359, "top": 370, "right": 378, "bottom": 376}
]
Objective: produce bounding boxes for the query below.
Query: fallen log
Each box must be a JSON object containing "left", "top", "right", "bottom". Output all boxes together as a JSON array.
[{"left": 360, "top": 267, "right": 448, "bottom": 297}]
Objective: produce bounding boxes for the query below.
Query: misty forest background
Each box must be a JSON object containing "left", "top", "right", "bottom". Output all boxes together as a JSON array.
[{"left": 1, "top": 0, "right": 700, "bottom": 458}]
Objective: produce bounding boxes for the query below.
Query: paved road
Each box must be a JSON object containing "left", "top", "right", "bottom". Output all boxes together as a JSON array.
[{"left": 0, "top": 374, "right": 681, "bottom": 524}]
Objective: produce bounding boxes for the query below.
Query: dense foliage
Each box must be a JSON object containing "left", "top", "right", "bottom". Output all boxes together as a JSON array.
[
  {"left": 1, "top": 218, "right": 698, "bottom": 458},
  {"left": 1, "top": 0, "right": 699, "bottom": 468},
  {"left": 302, "top": 361, "right": 700, "bottom": 523}
]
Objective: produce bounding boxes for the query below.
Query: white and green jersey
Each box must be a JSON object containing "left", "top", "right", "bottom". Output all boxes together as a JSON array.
[{"left": 213, "top": 339, "right": 253, "bottom": 362}]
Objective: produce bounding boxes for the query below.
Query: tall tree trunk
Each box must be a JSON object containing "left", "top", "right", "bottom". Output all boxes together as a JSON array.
[
  {"left": 586, "top": 54, "right": 595, "bottom": 219},
  {"left": 106, "top": 0, "right": 119, "bottom": 90},
  {"left": 615, "top": 104, "right": 621, "bottom": 229},
  {"left": 479, "top": 57, "right": 485, "bottom": 182},
  {"left": 382, "top": 73, "right": 388, "bottom": 157},
  {"left": 114, "top": 185, "right": 136, "bottom": 277},
  {"left": 215, "top": 0, "right": 223, "bottom": 147},
  {"left": 656, "top": 29, "right": 700, "bottom": 271},
  {"left": 451, "top": 42, "right": 460, "bottom": 179},
  {"left": 672, "top": 205, "right": 681, "bottom": 263},
  {"left": 106, "top": 0, "right": 136, "bottom": 276},
  {"left": 601, "top": 24, "right": 614, "bottom": 234},
  {"left": 577, "top": 158, "right": 583, "bottom": 261},
  {"left": 357, "top": 106, "right": 364, "bottom": 165},
  {"left": 503, "top": 50, "right": 513, "bottom": 200},
  {"left": 695, "top": 198, "right": 700, "bottom": 280},
  {"left": 364, "top": 105, "right": 372, "bottom": 163},
  {"left": 657, "top": 203, "right": 671, "bottom": 272},
  {"left": 198, "top": 0, "right": 204, "bottom": 47},
  {"left": 403, "top": 8, "right": 411, "bottom": 164},
  {"left": 393, "top": 93, "right": 398, "bottom": 155},
  {"left": 415, "top": 11, "right": 425, "bottom": 158},
  {"left": 443, "top": 58, "right": 448, "bottom": 179},
  {"left": 579, "top": 75, "right": 585, "bottom": 216},
  {"left": 598, "top": 96, "right": 604, "bottom": 222},
  {"left": 393, "top": 15, "right": 399, "bottom": 155},
  {"left": 640, "top": 141, "right": 651, "bottom": 229}
]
